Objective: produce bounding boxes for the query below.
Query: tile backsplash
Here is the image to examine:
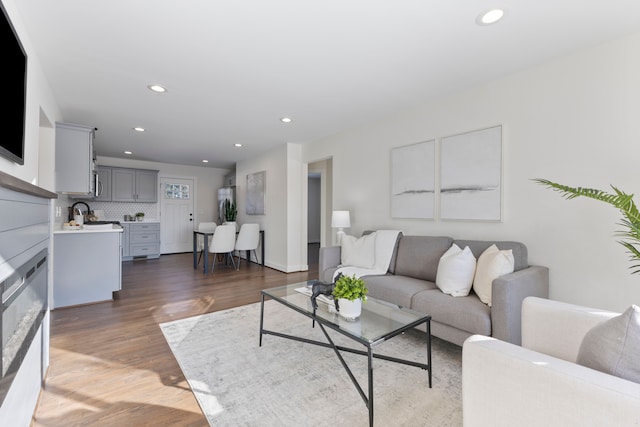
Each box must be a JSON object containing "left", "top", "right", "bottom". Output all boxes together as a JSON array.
[{"left": 89, "top": 201, "right": 159, "bottom": 221}]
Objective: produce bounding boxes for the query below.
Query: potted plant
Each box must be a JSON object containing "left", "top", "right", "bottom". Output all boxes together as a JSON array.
[
  {"left": 224, "top": 199, "right": 237, "bottom": 222},
  {"left": 135, "top": 212, "right": 145, "bottom": 222},
  {"left": 534, "top": 178, "right": 640, "bottom": 273},
  {"left": 332, "top": 274, "right": 368, "bottom": 320}
]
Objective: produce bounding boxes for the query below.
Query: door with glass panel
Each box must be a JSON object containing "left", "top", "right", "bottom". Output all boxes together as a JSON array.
[{"left": 160, "top": 177, "right": 194, "bottom": 253}]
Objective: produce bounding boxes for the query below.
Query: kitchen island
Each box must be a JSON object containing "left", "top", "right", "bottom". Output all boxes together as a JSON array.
[{"left": 53, "top": 225, "right": 123, "bottom": 309}]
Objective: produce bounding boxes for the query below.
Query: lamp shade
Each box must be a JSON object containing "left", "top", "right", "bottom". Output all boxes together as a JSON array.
[{"left": 331, "top": 210, "right": 351, "bottom": 228}]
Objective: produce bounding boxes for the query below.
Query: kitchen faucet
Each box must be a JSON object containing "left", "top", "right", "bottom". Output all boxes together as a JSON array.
[{"left": 70, "top": 201, "right": 91, "bottom": 221}]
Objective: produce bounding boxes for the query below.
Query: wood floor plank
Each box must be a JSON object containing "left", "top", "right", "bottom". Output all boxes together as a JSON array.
[{"left": 31, "top": 249, "right": 317, "bottom": 426}]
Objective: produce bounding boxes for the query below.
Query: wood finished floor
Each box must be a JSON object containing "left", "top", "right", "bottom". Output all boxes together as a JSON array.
[{"left": 32, "top": 247, "right": 318, "bottom": 426}]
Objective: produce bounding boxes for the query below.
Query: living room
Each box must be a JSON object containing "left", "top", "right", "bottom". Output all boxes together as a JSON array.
[{"left": 1, "top": 0, "right": 640, "bottom": 425}]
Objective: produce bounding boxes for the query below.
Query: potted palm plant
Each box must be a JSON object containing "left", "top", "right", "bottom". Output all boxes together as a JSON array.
[
  {"left": 332, "top": 274, "right": 368, "bottom": 320},
  {"left": 534, "top": 178, "right": 640, "bottom": 274}
]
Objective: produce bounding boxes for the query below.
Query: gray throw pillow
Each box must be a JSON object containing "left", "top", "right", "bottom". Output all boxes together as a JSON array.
[{"left": 576, "top": 305, "right": 640, "bottom": 383}]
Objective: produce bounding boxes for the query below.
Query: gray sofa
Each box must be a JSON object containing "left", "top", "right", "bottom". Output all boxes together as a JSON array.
[{"left": 319, "top": 234, "right": 549, "bottom": 346}]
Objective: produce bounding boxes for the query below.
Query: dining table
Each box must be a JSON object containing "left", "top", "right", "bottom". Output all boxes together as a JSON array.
[{"left": 193, "top": 229, "right": 265, "bottom": 274}]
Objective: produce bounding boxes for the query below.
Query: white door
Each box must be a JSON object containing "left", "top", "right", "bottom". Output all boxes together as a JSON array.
[{"left": 160, "top": 177, "right": 195, "bottom": 253}]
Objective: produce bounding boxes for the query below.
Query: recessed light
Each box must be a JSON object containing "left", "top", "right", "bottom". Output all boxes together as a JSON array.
[
  {"left": 202, "top": 159, "right": 209, "bottom": 163},
  {"left": 147, "top": 84, "right": 167, "bottom": 93},
  {"left": 234, "top": 143, "right": 243, "bottom": 147},
  {"left": 133, "top": 127, "right": 145, "bottom": 132},
  {"left": 124, "top": 151, "right": 132, "bottom": 155},
  {"left": 476, "top": 8, "right": 505, "bottom": 25},
  {"left": 280, "top": 117, "right": 292, "bottom": 123}
]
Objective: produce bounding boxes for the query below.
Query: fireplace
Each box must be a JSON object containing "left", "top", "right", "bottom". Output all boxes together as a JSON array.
[{"left": 0, "top": 248, "right": 48, "bottom": 405}]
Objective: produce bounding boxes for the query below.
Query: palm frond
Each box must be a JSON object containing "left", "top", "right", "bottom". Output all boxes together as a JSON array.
[{"left": 534, "top": 178, "right": 640, "bottom": 275}]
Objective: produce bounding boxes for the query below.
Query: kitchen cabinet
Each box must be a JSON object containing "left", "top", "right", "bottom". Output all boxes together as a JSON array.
[
  {"left": 122, "top": 222, "right": 160, "bottom": 260},
  {"left": 55, "top": 122, "right": 96, "bottom": 195},
  {"left": 112, "top": 168, "right": 158, "bottom": 202},
  {"left": 94, "top": 166, "right": 112, "bottom": 201},
  {"left": 53, "top": 228, "right": 122, "bottom": 308}
]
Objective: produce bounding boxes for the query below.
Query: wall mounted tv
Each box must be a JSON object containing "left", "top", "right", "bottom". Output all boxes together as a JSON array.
[{"left": 0, "top": 3, "right": 27, "bottom": 165}]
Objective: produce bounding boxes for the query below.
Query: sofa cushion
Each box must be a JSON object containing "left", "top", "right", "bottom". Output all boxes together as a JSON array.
[
  {"left": 411, "top": 289, "right": 491, "bottom": 336},
  {"left": 341, "top": 232, "right": 376, "bottom": 268},
  {"left": 363, "top": 274, "right": 436, "bottom": 308},
  {"left": 435, "top": 244, "right": 476, "bottom": 297},
  {"left": 473, "top": 244, "right": 514, "bottom": 306},
  {"left": 454, "top": 240, "right": 528, "bottom": 271},
  {"left": 393, "top": 236, "right": 453, "bottom": 282},
  {"left": 576, "top": 305, "right": 640, "bottom": 383}
]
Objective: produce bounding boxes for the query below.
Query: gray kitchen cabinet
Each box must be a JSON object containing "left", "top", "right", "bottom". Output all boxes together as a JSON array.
[
  {"left": 121, "top": 223, "right": 130, "bottom": 257},
  {"left": 94, "top": 166, "right": 112, "bottom": 201},
  {"left": 122, "top": 222, "right": 160, "bottom": 260},
  {"left": 53, "top": 230, "right": 122, "bottom": 308},
  {"left": 55, "top": 122, "right": 96, "bottom": 195},
  {"left": 112, "top": 167, "right": 158, "bottom": 202}
]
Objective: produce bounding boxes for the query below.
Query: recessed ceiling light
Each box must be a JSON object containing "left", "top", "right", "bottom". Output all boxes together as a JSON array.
[
  {"left": 133, "top": 127, "right": 145, "bottom": 132},
  {"left": 147, "top": 84, "right": 167, "bottom": 93},
  {"left": 202, "top": 159, "right": 209, "bottom": 163},
  {"left": 234, "top": 143, "right": 243, "bottom": 147},
  {"left": 476, "top": 8, "right": 505, "bottom": 25},
  {"left": 124, "top": 151, "right": 132, "bottom": 155},
  {"left": 280, "top": 117, "right": 292, "bottom": 123}
]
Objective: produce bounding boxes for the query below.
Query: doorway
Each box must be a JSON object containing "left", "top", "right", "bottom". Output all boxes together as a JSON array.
[{"left": 160, "top": 176, "right": 195, "bottom": 253}]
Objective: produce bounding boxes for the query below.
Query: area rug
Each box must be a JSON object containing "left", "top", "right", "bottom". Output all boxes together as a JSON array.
[{"left": 160, "top": 300, "right": 462, "bottom": 426}]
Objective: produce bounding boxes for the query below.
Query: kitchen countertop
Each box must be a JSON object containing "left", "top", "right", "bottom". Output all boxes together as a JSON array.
[
  {"left": 54, "top": 224, "right": 124, "bottom": 234},
  {"left": 121, "top": 220, "right": 160, "bottom": 224}
]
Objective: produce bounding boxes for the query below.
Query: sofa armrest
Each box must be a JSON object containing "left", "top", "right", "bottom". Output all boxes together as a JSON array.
[
  {"left": 521, "top": 296, "right": 618, "bottom": 362},
  {"left": 318, "top": 246, "right": 341, "bottom": 283},
  {"left": 462, "top": 335, "right": 640, "bottom": 427},
  {"left": 490, "top": 265, "right": 549, "bottom": 345}
]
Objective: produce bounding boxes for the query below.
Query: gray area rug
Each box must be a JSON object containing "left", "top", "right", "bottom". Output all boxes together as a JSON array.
[{"left": 160, "top": 300, "right": 462, "bottom": 426}]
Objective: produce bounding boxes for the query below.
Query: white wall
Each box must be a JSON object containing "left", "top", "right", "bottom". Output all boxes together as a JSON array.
[
  {"left": 302, "top": 31, "right": 640, "bottom": 313},
  {"left": 236, "top": 143, "right": 306, "bottom": 272}
]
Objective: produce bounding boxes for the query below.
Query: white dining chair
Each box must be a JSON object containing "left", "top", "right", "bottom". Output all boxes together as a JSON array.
[
  {"left": 234, "top": 223, "right": 260, "bottom": 270},
  {"left": 208, "top": 224, "right": 237, "bottom": 272},
  {"left": 196, "top": 222, "right": 217, "bottom": 265}
]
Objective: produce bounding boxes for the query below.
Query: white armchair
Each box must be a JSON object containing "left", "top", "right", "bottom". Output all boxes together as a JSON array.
[{"left": 462, "top": 296, "right": 640, "bottom": 427}]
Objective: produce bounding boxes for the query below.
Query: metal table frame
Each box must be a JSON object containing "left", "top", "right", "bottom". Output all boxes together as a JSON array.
[
  {"left": 193, "top": 229, "right": 264, "bottom": 274},
  {"left": 259, "top": 288, "right": 431, "bottom": 427}
]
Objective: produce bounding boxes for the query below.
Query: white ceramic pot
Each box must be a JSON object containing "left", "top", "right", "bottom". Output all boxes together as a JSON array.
[{"left": 338, "top": 298, "right": 362, "bottom": 320}]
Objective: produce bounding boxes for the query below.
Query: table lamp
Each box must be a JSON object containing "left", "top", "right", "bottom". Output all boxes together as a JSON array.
[{"left": 331, "top": 210, "right": 351, "bottom": 244}]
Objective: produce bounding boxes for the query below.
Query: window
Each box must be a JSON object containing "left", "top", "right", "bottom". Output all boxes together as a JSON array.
[{"left": 164, "top": 183, "right": 190, "bottom": 199}]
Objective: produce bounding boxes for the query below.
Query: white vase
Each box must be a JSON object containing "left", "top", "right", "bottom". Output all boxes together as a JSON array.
[
  {"left": 223, "top": 221, "right": 237, "bottom": 231},
  {"left": 338, "top": 298, "right": 362, "bottom": 320}
]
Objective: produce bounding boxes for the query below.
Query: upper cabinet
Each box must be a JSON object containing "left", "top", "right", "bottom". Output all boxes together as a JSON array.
[
  {"left": 111, "top": 168, "right": 158, "bottom": 202},
  {"left": 55, "top": 122, "right": 96, "bottom": 195}
]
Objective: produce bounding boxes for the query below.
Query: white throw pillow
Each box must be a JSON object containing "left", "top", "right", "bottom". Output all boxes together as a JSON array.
[
  {"left": 341, "top": 233, "right": 376, "bottom": 269},
  {"left": 435, "top": 244, "right": 477, "bottom": 297},
  {"left": 472, "top": 244, "right": 515, "bottom": 306}
]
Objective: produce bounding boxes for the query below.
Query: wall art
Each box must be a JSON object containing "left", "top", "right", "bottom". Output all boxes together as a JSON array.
[
  {"left": 391, "top": 140, "right": 435, "bottom": 219},
  {"left": 246, "top": 171, "right": 266, "bottom": 215},
  {"left": 439, "top": 125, "right": 502, "bottom": 221}
]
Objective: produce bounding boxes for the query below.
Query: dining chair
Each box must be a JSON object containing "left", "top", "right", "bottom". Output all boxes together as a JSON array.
[
  {"left": 208, "top": 224, "right": 237, "bottom": 272},
  {"left": 234, "top": 223, "right": 260, "bottom": 270},
  {"left": 196, "top": 222, "right": 217, "bottom": 265}
]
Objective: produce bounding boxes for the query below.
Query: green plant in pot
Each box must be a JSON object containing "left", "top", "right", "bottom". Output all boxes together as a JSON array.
[
  {"left": 332, "top": 274, "right": 368, "bottom": 320},
  {"left": 534, "top": 178, "right": 640, "bottom": 273},
  {"left": 135, "top": 212, "right": 145, "bottom": 222},
  {"left": 224, "top": 199, "right": 237, "bottom": 222}
]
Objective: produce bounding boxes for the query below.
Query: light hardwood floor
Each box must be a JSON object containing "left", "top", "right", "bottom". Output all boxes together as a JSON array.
[{"left": 31, "top": 249, "right": 318, "bottom": 426}]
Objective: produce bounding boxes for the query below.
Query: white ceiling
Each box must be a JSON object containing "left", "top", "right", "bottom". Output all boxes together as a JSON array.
[{"left": 15, "top": 0, "right": 640, "bottom": 169}]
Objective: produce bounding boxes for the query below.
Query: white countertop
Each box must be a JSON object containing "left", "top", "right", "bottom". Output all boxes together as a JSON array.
[
  {"left": 121, "top": 220, "right": 160, "bottom": 224},
  {"left": 54, "top": 224, "right": 124, "bottom": 234}
]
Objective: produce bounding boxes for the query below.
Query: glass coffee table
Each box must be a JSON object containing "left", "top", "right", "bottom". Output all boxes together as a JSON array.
[{"left": 259, "top": 281, "right": 432, "bottom": 427}]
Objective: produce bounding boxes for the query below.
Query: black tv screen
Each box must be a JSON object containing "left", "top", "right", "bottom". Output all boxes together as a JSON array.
[{"left": 0, "top": 3, "right": 26, "bottom": 165}]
